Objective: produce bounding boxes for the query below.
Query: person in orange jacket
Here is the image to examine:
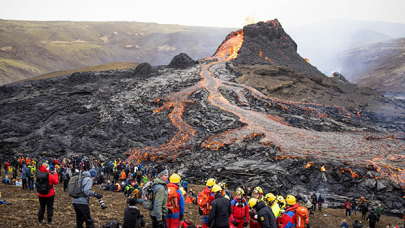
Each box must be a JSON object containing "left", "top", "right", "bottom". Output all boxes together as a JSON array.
[
  {"left": 121, "top": 170, "right": 127, "bottom": 182},
  {"left": 37, "top": 163, "right": 59, "bottom": 225}
]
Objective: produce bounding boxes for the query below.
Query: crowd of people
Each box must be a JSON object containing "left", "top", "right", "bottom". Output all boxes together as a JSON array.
[{"left": 1, "top": 155, "right": 405, "bottom": 228}]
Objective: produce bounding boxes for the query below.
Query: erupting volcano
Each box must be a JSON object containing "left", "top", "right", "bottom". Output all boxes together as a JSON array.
[
  {"left": 1, "top": 19, "right": 405, "bottom": 215},
  {"left": 126, "top": 20, "right": 405, "bottom": 201}
]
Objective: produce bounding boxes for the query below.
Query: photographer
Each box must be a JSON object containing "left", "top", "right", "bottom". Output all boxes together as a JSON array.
[{"left": 72, "top": 169, "right": 104, "bottom": 228}]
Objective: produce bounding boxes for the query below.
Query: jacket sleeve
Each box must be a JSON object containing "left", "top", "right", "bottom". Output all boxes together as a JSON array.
[
  {"left": 245, "top": 201, "right": 250, "bottom": 222},
  {"left": 258, "top": 211, "right": 270, "bottom": 228},
  {"left": 49, "top": 173, "right": 59, "bottom": 185},
  {"left": 83, "top": 177, "right": 95, "bottom": 197},
  {"left": 178, "top": 189, "right": 185, "bottom": 215},
  {"left": 153, "top": 185, "right": 165, "bottom": 221},
  {"left": 207, "top": 201, "right": 216, "bottom": 227}
]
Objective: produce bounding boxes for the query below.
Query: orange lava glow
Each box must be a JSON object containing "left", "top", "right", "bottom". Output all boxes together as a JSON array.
[
  {"left": 320, "top": 165, "right": 326, "bottom": 172},
  {"left": 305, "top": 58, "right": 310, "bottom": 63}
]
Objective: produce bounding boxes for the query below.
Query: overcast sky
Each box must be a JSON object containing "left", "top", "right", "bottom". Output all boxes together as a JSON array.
[{"left": 1, "top": 0, "right": 404, "bottom": 28}]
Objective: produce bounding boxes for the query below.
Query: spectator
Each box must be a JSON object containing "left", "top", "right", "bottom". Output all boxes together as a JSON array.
[
  {"left": 317, "top": 194, "right": 324, "bottom": 211},
  {"left": 352, "top": 220, "right": 364, "bottom": 228},
  {"left": 340, "top": 219, "right": 349, "bottom": 228},
  {"left": 375, "top": 204, "right": 383, "bottom": 220},
  {"left": 37, "top": 163, "right": 59, "bottom": 225},
  {"left": 344, "top": 199, "right": 352, "bottom": 217},
  {"left": 123, "top": 198, "right": 145, "bottom": 228},
  {"left": 351, "top": 197, "right": 358, "bottom": 216},
  {"left": 367, "top": 208, "right": 379, "bottom": 228},
  {"left": 361, "top": 203, "right": 369, "bottom": 220}
]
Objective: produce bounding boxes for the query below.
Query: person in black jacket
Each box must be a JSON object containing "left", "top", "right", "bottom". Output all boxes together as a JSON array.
[
  {"left": 207, "top": 185, "right": 231, "bottom": 228},
  {"left": 352, "top": 220, "right": 364, "bottom": 228},
  {"left": 252, "top": 200, "right": 277, "bottom": 228},
  {"left": 123, "top": 198, "right": 145, "bottom": 228},
  {"left": 366, "top": 208, "right": 379, "bottom": 228}
]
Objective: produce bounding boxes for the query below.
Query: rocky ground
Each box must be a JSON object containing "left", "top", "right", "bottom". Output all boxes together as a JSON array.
[{"left": 0, "top": 182, "right": 403, "bottom": 228}]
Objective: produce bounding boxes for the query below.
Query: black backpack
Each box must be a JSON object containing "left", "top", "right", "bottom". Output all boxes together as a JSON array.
[
  {"left": 102, "top": 219, "right": 119, "bottom": 228},
  {"left": 36, "top": 172, "right": 52, "bottom": 195}
]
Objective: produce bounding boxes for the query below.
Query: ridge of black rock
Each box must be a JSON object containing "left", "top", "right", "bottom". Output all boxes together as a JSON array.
[{"left": 231, "top": 19, "right": 325, "bottom": 77}]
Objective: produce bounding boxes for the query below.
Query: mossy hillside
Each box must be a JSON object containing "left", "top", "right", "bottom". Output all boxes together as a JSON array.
[{"left": 0, "top": 20, "right": 235, "bottom": 85}]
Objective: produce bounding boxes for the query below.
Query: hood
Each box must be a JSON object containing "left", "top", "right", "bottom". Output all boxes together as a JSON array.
[
  {"left": 39, "top": 165, "right": 49, "bottom": 173},
  {"left": 215, "top": 193, "right": 224, "bottom": 199},
  {"left": 286, "top": 203, "right": 299, "bottom": 212},
  {"left": 128, "top": 206, "right": 139, "bottom": 214},
  {"left": 256, "top": 200, "right": 266, "bottom": 211},
  {"left": 167, "top": 183, "right": 180, "bottom": 189},
  {"left": 81, "top": 171, "right": 91, "bottom": 178},
  {"left": 203, "top": 187, "right": 212, "bottom": 194}
]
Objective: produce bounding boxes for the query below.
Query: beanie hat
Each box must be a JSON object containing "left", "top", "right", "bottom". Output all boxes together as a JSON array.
[
  {"left": 156, "top": 165, "right": 168, "bottom": 178},
  {"left": 89, "top": 169, "right": 97, "bottom": 178}
]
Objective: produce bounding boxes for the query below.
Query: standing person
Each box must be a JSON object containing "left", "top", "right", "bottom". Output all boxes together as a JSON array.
[
  {"left": 27, "top": 162, "right": 36, "bottom": 191},
  {"left": 311, "top": 193, "right": 317, "bottom": 212},
  {"left": 264, "top": 193, "right": 281, "bottom": 219},
  {"left": 149, "top": 166, "right": 169, "bottom": 228},
  {"left": 198, "top": 178, "right": 216, "bottom": 228},
  {"left": 123, "top": 198, "right": 146, "bottom": 228},
  {"left": 230, "top": 188, "right": 249, "bottom": 228},
  {"left": 207, "top": 185, "right": 231, "bottom": 228},
  {"left": 62, "top": 166, "right": 72, "bottom": 192},
  {"left": 317, "top": 194, "right": 324, "bottom": 211},
  {"left": 366, "top": 208, "right": 379, "bottom": 228},
  {"left": 21, "top": 164, "right": 28, "bottom": 190},
  {"left": 136, "top": 172, "right": 142, "bottom": 186},
  {"left": 361, "top": 203, "right": 369, "bottom": 220},
  {"left": 375, "top": 204, "right": 383, "bottom": 220},
  {"left": 165, "top": 174, "right": 185, "bottom": 228},
  {"left": 279, "top": 195, "right": 299, "bottom": 228},
  {"left": 351, "top": 197, "right": 358, "bottom": 216},
  {"left": 344, "top": 199, "right": 352, "bottom": 217},
  {"left": 71, "top": 169, "right": 104, "bottom": 228},
  {"left": 248, "top": 198, "right": 261, "bottom": 228},
  {"left": 251, "top": 199, "right": 277, "bottom": 228},
  {"left": 37, "top": 163, "right": 59, "bottom": 225}
]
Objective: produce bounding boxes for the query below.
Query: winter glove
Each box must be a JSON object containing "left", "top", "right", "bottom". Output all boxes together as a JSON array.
[
  {"left": 179, "top": 214, "right": 184, "bottom": 221},
  {"left": 94, "top": 193, "right": 103, "bottom": 199},
  {"left": 233, "top": 221, "right": 238, "bottom": 226},
  {"left": 157, "top": 220, "right": 165, "bottom": 228},
  {"left": 243, "top": 222, "right": 248, "bottom": 227}
]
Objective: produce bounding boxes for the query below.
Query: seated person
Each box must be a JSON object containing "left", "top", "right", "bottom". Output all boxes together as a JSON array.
[
  {"left": 15, "top": 179, "right": 22, "bottom": 186},
  {"left": 123, "top": 198, "right": 145, "bottom": 228}
]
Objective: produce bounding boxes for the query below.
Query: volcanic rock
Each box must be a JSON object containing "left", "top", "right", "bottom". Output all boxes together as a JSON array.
[
  {"left": 331, "top": 72, "right": 349, "bottom": 83},
  {"left": 231, "top": 19, "right": 324, "bottom": 77},
  {"left": 167, "top": 53, "right": 197, "bottom": 69},
  {"left": 134, "top": 62, "right": 153, "bottom": 75}
]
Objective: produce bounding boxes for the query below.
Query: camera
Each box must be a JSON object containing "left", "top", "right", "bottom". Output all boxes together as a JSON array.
[{"left": 98, "top": 198, "right": 107, "bottom": 209}]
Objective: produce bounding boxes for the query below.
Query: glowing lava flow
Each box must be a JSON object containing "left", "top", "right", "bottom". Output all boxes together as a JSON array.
[{"left": 125, "top": 27, "right": 405, "bottom": 189}]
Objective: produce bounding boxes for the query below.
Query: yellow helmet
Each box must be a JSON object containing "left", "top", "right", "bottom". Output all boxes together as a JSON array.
[
  {"left": 265, "top": 193, "right": 276, "bottom": 202},
  {"left": 248, "top": 198, "right": 258, "bottom": 208},
  {"left": 169, "top": 173, "right": 181, "bottom": 183},
  {"left": 211, "top": 184, "right": 222, "bottom": 193},
  {"left": 253, "top": 186, "right": 263, "bottom": 194},
  {"left": 286, "top": 195, "right": 296, "bottom": 205},
  {"left": 206, "top": 178, "right": 216, "bottom": 187},
  {"left": 276, "top": 195, "right": 285, "bottom": 203},
  {"left": 236, "top": 188, "right": 244, "bottom": 196}
]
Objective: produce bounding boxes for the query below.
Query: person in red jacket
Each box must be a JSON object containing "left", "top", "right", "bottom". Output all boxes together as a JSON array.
[
  {"left": 165, "top": 174, "right": 185, "bottom": 228},
  {"left": 230, "top": 188, "right": 249, "bottom": 228},
  {"left": 37, "top": 163, "right": 59, "bottom": 225},
  {"left": 197, "top": 178, "right": 216, "bottom": 228},
  {"left": 279, "top": 195, "right": 299, "bottom": 228}
]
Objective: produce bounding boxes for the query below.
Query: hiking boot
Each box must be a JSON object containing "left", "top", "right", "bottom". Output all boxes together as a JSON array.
[
  {"left": 39, "top": 220, "right": 45, "bottom": 225},
  {"left": 47, "top": 222, "right": 55, "bottom": 225}
]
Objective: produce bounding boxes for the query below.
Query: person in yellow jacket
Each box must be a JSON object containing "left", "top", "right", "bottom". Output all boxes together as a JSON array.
[{"left": 265, "top": 193, "right": 281, "bottom": 218}]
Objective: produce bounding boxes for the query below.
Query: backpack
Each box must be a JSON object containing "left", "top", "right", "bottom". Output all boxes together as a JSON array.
[
  {"left": 35, "top": 172, "right": 52, "bottom": 195},
  {"left": 63, "top": 170, "right": 70, "bottom": 180},
  {"left": 197, "top": 191, "right": 210, "bottom": 215},
  {"left": 102, "top": 219, "right": 119, "bottom": 228},
  {"left": 68, "top": 171, "right": 86, "bottom": 198},
  {"left": 295, "top": 206, "right": 309, "bottom": 228},
  {"left": 141, "top": 181, "right": 155, "bottom": 210},
  {"left": 25, "top": 166, "right": 32, "bottom": 178},
  {"left": 180, "top": 220, "right": 194, "bottom": 228},
  {"left": 167, "top": 186, "right": 179, "bottom": 212}
]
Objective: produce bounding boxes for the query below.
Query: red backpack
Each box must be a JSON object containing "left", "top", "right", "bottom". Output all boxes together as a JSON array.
[
  {"left": 197, "top": 191, "right": 210, "bottom": 215},
  {"left": 167, "top": 186, "right": 179, "bottom": 212}
]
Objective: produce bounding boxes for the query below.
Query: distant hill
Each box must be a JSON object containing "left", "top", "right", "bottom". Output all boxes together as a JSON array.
[
  {"left": 330, "top": 38, "right": 405, "bottom": 93},
  {"left": 18, "top": 62, "right": 139, "bottom": 83},
  {"left": 286, "top": 19, "right": 405, "bottom": 75},
  {"left": 0, "top": 20, "right": 234, "bottom": 85}
]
